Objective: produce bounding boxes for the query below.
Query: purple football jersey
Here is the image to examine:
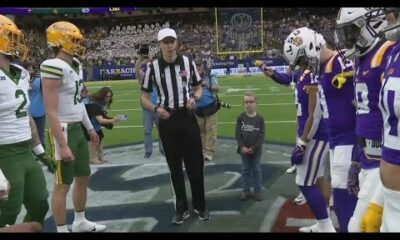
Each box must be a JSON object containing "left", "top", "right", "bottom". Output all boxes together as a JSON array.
[
  {"left": 272, "top": 70, "right": 327, "bottom": 141},
  {"left": 295, "top": 71, "right": 328, "bottom": 141},
  {"left": 354, "top": 41, "right": 395, "bottom": 140},
  {"left": 354, "top": 40, "right": 395, "bottom": 169},
  {"left": 379, "top": 40, "right": 400, "bottom": 165},
  {"left": 318, "top": 53, "right": 356, "bottom": 149}
]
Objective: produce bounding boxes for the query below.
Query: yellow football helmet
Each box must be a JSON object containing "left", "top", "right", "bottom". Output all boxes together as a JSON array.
[
  {"left": 0, "top": 14, "right": 28, "bottom": 61},
  {"left": 46, "top": 21, "right": 85, "bottom": 57}
]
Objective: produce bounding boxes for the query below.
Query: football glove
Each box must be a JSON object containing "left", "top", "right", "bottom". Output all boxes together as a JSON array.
[
  {"left": 291, "top": 138, "right": 307, "bottom": 165},
  {"left": 360, "top": 202, "right": 383, "bottom": 232},
  {"left": 37, "top": 152, "right": 56, "bottom": 174},
  {"left": 347, "top": 162, "right": 361, "bottom": 196}
]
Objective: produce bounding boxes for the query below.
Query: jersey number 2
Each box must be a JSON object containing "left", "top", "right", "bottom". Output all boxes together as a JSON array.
[{"left": 15, "top": 89, "right": 27, "bottom": 118}]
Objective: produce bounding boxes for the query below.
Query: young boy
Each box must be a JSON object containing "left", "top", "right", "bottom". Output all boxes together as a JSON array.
[{"left": 235, "top": 91, "right": 265, "bottom": 201}]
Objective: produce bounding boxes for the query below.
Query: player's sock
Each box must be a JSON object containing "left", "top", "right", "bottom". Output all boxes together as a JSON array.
[
  {"left": 56, "top": 224, "right": 69, "bottom": 232},
  {"left": 74, "top": 210, "right": 86, "bottom": 223},
  {"left": 299, "top": 185, "right": 329, "bottom": 220},
  {"left": 333, "top": 188, "right": 357, "bottom": 232},
  {"left": 316, "top": 218, "right": 336, "bottom": 232}
]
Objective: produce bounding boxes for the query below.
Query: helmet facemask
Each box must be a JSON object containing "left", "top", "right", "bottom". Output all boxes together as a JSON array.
[
  {"left": 0, "top": 25, "right": 28, "bottom": 61},
  {"left": 365, "top": 8, "right": 399, "bottom": 40},
  {"left": 334, "top": 23, "right": 361, "bottom": 60},
  {"left": 67, "top": 35, "right": 85, "bottom": 58},
  {"left": 383, "top": 8, "right": 400, "bottom": 41},
  {"left": 335, "top": 8, "right": 387, "bottom": 61}
]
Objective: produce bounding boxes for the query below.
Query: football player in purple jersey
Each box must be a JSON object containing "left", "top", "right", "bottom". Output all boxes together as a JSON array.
[
  {"left": 365, "top": 7, "right": 400, "bottom": 232},
  {"left": 259, "top": 51, "right": 333, "bottom": 231},
  {"left": 282, "top": 27, "right": 358, "bottom": 232},
  {"left": 335, "top": 8, "right": 394, "bottom": 232}
]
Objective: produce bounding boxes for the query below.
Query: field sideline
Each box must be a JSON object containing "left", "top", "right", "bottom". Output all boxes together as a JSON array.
[{"left": 85, "top": 74, "right": 297, "bottom": 147}]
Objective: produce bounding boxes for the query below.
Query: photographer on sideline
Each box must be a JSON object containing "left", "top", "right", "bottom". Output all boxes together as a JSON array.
[
  {"left": 82, "top": 87, "right": 124, "bottom": 164},
  {"left": 194, "top": 57, "right": 219, "bottom": 161}
]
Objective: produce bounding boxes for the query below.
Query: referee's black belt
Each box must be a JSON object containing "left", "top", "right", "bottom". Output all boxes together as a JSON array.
[{"left": 164, "top": 107, "right": 187, "bottom": 114}]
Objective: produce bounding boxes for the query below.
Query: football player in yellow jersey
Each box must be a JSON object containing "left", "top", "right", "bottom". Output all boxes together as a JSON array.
[{"left": 41, "top": 21, "right": 105, "bottom": 232}]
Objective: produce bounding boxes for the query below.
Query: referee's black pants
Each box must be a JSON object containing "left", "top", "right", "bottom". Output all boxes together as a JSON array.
[{"left": 159, "top": 109, "right": 206, "bottom": 214}]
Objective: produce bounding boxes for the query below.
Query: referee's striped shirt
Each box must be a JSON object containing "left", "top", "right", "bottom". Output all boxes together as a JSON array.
[{"left": 141, "top": 54, "right": 201, "bottom": 109}]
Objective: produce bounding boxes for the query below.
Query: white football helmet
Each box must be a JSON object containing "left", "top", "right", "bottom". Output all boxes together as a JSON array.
[
  {"left": 365, "top": 8, "right": 400, "bottom": 41},
  {"left": 335, "top": 8, "right": 387, "bottom": 59},
  {"left": 283, "top": 27, "right": 325, "bottom": 76}
]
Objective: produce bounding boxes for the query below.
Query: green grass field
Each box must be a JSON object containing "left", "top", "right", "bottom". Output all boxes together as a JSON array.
[{"left": 86, "top": 74, "right": 297, "bottom": 147}]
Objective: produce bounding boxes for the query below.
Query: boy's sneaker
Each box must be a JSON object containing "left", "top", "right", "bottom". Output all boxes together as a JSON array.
[
  {"left": 72, "top": 219, "right": 106, "bottom": 232},
  {"left": 171, "top": 211, "right": 190, "bottom": 225},
  {"left": 286, "top": 165, "right": 297, "bottom": 174},
  {"left": 240, "top": 192, "right": 251, "bottom": 201},
  {"left": 194, "top": 209, "right": 210, "bottom": 221},
  {"left": 292, "top": 192, "right": 307, "bottom": 206},
  {"left": 144, "top": 152, "right": 152, "bottom": 159},
  {"left": 253, "top": 192, "right": 263, "bottom": 201}
]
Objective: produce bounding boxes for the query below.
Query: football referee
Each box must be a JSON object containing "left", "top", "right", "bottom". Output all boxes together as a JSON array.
[{"left": 141, "top": 28, "right": 209, "bottom": 225}]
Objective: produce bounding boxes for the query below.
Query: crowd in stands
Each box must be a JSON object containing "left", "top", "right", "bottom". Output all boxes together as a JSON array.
[{"left": 18, "top": 8, "right": 338, "bottom": 77}]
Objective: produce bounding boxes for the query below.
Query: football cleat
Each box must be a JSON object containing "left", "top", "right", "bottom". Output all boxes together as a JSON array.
[
  {"left": 72, "top": 220, "right": 106, "bottom": 232},
  {"left": 292, "top": 192, "right": 307, "bottom": 206},
  {"left": 286, "top": 165, "right": 297, "bottom": 174},
  {"left": 299, "top": 223, "right": 319, "bottom": 232}
]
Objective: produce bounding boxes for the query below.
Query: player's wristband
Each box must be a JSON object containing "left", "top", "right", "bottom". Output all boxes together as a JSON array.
[
  {"left": 32, "top": 144, "right": 45, "bottom": 155},
  {"left": 297, "top": 138, "right": 308, "bottom": 147}
]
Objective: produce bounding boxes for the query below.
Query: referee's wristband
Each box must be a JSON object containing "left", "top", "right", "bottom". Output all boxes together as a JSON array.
[{"left": 154, "top": 106, "right": 159, "bottom": 113}]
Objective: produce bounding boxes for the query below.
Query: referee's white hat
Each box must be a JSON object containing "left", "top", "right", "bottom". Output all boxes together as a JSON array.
[{"left": 157, "top": 28, "right": 177, "bottom": 41}]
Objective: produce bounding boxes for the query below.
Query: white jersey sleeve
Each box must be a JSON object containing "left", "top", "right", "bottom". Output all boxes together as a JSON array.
[
  {"left": 0, "top": 64, "right": 32, "bottom": 144},
  {"left": 40, "top": 58, "right": 86, "bottom": 123}
]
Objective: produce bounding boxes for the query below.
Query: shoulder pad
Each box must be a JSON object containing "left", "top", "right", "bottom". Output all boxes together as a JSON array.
[{"left": 371, "top": 40, "right": 396, "bottom": 68}]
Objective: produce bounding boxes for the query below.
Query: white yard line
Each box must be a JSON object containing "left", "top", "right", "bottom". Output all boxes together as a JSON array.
[
  {"left": 112, "top": 120, "right": 295, "bottom": 129},
  {"left": 219, "top": 92, "right": 293, "bottom": 97},
  {"left": 108, "top": 102, "right": 294, "bottom": 112}
]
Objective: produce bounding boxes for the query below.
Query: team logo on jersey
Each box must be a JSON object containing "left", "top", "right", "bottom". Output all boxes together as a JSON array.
[
  {"left": 388, "top": 68, "right": 395, "bottom": 75},
  {"left": 363, "top": 70, "right": 369, "bottom": 76},
  {"left": 0, "top": 76, "right": 5, "bottom": 81},
  {"left": 292, "top": 36, "right": 303, "bottom": 46}
]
